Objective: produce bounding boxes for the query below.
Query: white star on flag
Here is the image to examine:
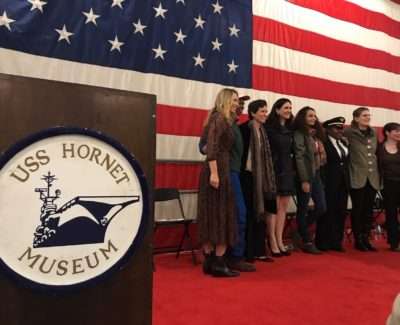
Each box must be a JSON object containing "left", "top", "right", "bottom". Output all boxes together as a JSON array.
[
  {"left": 193, "top": 53, "right": 206, "bottom": 68},
  {"left": 108, "top": 35, "right": 124, "bottom": 52},
  {"left": 133, "top": 19, "right": 147, "bottom": 35},
  {"left": 212, "top": 1, "right": 223, "bottom": 14},
  {"left": 176, "top": 0, "right": 185, "bottom": 4},
  {"left": 111, "top": 0, "right": 124, "bottom": 9},
  {"left": 82, "top": 8, "right": 100, "bottom": 26},
  {"left": 174, "top": 29, "right": 187, "bottom": 44},
  {"left": 152, "top": 44, "right": 167, "bottom": 60},
  {"left": 55, "top": 25, "right": 74, "bottom": 44},
  {"left": 229, "top": 24, "right": 240, "bottom": 37},
  {"left": 0, "top": 11, "right": 15, "bottom": 31},
  {"left": 28, "top": 0, "right": 47, "bottom": 13},
  {"left": 227, "top": 60, "right": 238, "bottom": 73},
  {"left": 153, "top": 3, "right": 168, "bottom": 19},
  {"left": 194, "top": 15, "right": 206, "bottom": 29},
  {"left": 211, "top": 38, "right": 223, "bottom": 51}
]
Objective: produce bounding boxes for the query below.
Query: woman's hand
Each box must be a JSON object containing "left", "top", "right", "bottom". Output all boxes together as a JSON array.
[
  {"left": 301, "top": 182, "right": 311, "bottom": 193},
  {"left": 210, "top": 173, "right": 219, "bottom": 189}
]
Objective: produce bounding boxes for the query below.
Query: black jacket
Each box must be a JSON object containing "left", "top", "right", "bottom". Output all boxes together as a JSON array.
[
  {"left": 323, "top": 137, "right": 350, "bottom": 191},
  {"left": 239, "top": 121, "right": 251, "bottom": 173}
]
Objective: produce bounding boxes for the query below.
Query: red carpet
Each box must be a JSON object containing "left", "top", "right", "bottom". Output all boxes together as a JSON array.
[{"left": 153, "top": 239, "right": 400, "bottom": 325}]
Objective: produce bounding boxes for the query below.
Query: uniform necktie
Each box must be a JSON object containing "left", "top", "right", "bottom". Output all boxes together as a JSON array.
[{"left": 336, "top": 140, "right": 346, "bottom": 159}]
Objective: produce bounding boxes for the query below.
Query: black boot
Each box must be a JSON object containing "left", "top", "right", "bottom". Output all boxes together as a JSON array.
[
  {"left": 362, "top": 234, "right": 377, "bottom": 252},
  {"left": 211, "top": 256, "right": 240, "bottom": 278},
  {"left": 202, "top": 252, "right": 214, "bottom": 275},
  {"left": 354, "top": 235, "right": 368, "bottom": 252}
]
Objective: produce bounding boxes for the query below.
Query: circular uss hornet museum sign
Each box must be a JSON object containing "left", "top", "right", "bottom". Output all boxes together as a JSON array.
[{"left": 0, "top": 128, "right": 148, "bottom": 290}]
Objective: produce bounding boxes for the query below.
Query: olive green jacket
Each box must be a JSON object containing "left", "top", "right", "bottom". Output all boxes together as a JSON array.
[
  {"left": 293, "top": 131, "right": 316, "bottom": 182},
  {"left": 343, "top": 126, "right": 380, "bottom": 190}
]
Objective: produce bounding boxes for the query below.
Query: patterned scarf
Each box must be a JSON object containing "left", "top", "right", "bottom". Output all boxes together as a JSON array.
[{"left": 249, "top": 120, "right": 277, "bottom": 221}]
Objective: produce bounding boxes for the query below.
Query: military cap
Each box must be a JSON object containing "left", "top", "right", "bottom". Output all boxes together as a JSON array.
[{"left": 323, "top": 116, "right": 346, "bottom": 128}]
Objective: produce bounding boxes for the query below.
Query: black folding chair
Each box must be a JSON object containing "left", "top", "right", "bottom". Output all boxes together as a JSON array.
[{"left": 153, "top": 188, "right": 197, "bottom": 265}]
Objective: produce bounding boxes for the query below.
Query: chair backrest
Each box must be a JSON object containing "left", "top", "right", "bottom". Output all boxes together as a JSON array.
[
  {"left": 154, "top": 188, "right": 186, "bottom": 222},
  {"left": 154, "top": 188, "right": 180, "bottom": 202}
]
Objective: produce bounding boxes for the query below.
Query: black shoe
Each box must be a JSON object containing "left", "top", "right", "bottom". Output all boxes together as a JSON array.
[
  {"left": 354, "top": 237, "right": 368, "bottom": 252},
  {"left": 227, "top": 259, "right": 256, "bottom": 272},
  {"left": 390, "top": 244, "right": 400, "bottom": 252},
  {"left": 362, "top": 235, "right": 377, "bottom": 252},
  {"left": 302, "top": 243, "right": 322, "bottom": 255},
  {"left": 279, "top": 248, "right": 291, "bottom": 256},
  {"left": 331, "top": 245, "right": 346, "bottom": 253},
  {"left": 271, "top": 251, "right": 283, "bottom": 258},
  {"left": 315, "top": 245, "right": 330, "bottom": 252},
  {"left": 211, "top": 256, "right": 240, "bottom": 277},
  {"left": 255, "top": 256, "right": 275, "bottom": 263},
  {"left": 202, "top": 252, "right": 214, "bottom": 275}
]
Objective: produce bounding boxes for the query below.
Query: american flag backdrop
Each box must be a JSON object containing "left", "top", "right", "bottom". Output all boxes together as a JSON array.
[{"left": 0, "top": 0, "right": 400, "bottom": 219}]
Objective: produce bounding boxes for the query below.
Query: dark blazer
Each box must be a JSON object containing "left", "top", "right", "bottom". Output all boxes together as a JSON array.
[
  {"left": 323, "top": 137, "right": 350, "bottom": 191},
  {"left": 239, "top": 121, "right": 251, "bottom": 172}
]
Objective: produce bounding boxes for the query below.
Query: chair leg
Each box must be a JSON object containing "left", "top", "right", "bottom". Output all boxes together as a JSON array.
[
  {"left": 176, "top": 224, "right": 187, "bottom": 259},
  {"left": 175, "top": 222, "right": 198, "bottom": 265},
  {"left": 185, "top": 225, "right": 198, "bottom": 265}
]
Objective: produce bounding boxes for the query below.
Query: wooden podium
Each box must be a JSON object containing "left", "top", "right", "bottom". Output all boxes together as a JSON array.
[{"left": 0, "top": 73, "right": 155, "bottom": 325}]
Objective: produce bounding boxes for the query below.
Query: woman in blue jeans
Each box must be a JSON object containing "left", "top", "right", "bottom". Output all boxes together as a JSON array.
[{"left": 293, "top": 107, "right": 327, "bottom": 254}]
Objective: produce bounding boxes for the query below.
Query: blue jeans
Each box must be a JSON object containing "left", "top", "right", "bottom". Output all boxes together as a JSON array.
[
  {"left": 296, "top": 172, "right": 327, "bottom": 243},
  {"left": 229, "top": 171, "right": 247, "bottom": 259}
]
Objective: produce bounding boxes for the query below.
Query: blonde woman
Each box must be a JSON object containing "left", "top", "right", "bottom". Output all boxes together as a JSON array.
[{"left": 198, "top": 88, "right": 239, "bottom": 277}]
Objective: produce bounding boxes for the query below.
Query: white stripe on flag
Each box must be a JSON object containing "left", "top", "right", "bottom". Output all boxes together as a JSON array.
[
  {"left": 156, "top": 134, "right": 204, "bottom": 162},
  {"left": 253, "top": 40, "right": 400, "bottom": 93},
  {"left": 346, "top": 0, "right": 400, "bottom": 22},
  {"left": 253, "top": 0, "right": 400, "bottom": 56},
  {"left": 1, "top": 48, "right": 399, "bottom": 129}
]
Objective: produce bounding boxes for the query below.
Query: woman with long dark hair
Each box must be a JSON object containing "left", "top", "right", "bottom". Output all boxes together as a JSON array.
[
  {"left": 240, "top": 99, "right": 277, "bottom": 262},
  {"left": 264, "top": 98, "right": 295, "bottom": 256},
  {"left": 197, "top": 88, "right": 240, "bottom": 277},
  {"left": 378, "top": 122, "right": 400, "bottom": 252},
  {"left": 293, "top": 106, "right": 327, "bottom": 254},
  {"left": 344, "top": 107, "right": 380, "bottom": 251}
]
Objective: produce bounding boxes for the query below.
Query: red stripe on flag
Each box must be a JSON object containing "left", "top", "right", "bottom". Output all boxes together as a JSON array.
[
  {"left": 253, "top": 16, "right": 400, "bottom": 75},
  {"left": 288, "top": 0, "right": 400, "bottom": 40},
  {"left": 157, "top": 104, "right": 208, "bottom": 137},
  {"left": 157, "top": 104, "right": 250, "bottom": 136},
  {"left": 156, "top": 163, "right": 202, "bottom": 190},
  {"left": 391, "top": 0, "right": 400, "bottom": 5},
  {"left": 252, "top": 65, "right": 400, "bottom": 111}
]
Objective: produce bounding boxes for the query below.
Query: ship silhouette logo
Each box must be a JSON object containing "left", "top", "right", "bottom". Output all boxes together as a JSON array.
[
  {"left": 33, "top": 172, "right": 140, "bottom": 248},
  {"left": 0, "top": 128, "right": 148, "bottom": 290}
]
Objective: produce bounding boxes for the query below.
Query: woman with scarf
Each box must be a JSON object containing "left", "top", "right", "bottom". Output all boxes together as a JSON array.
[
  {"left": 293, "top": 106, "right": 327, "bottom": 255},
  {"left": 240, "top": 99, "right": 277, "bottom": 262}
]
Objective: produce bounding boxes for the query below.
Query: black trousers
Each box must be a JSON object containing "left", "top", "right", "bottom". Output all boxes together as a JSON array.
[
  {"left": 241, "top": 172, "right": 266, "bottom": 259},
  {"left": 315, "top": 173, "right": 348, "bottom": 249},
  {"left": 349, "top": 181, "right": 376, "bottom": 238},
  {"left": 383, "top": 179, "right": 400, "bottom": 248},
  {"left": 241, "top": 171, "right": 277, "bottom": 260}
]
